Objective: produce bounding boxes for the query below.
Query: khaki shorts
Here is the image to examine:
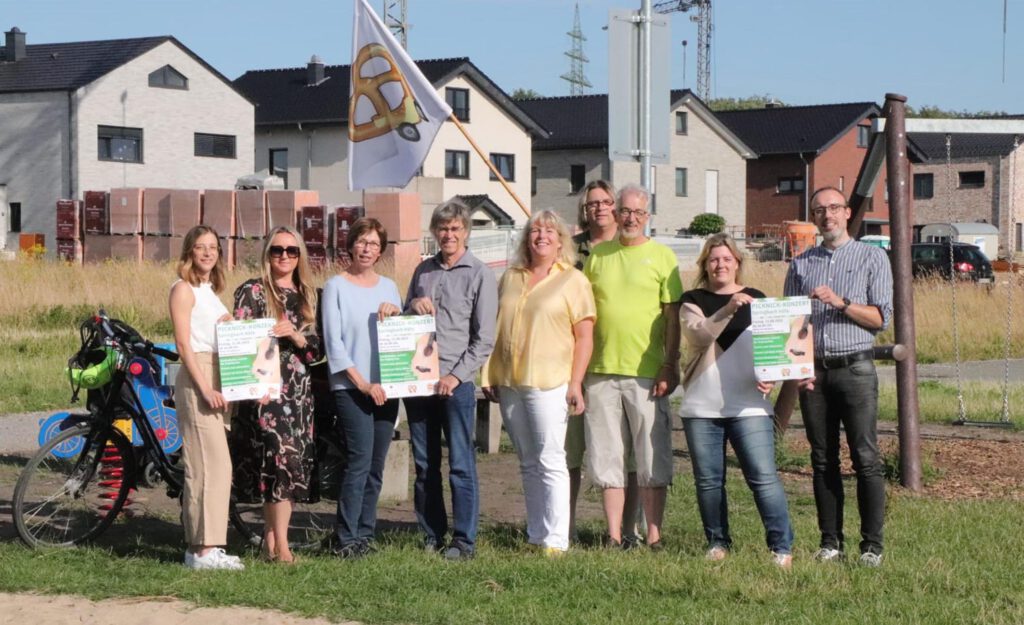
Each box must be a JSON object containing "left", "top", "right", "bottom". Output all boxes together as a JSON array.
[
  {"left": 565, "top": 413, "right": 637, "bottom": 473},
  {"left": 583, "top": 373, "right": 673, "bottom": 488}
]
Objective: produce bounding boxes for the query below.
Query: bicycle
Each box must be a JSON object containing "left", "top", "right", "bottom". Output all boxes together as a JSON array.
[{"left": 12, "top": 310, "right": 343, "bottom": 551}]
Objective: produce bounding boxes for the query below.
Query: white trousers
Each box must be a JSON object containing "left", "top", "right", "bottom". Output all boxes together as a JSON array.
[{"left": 499, "top": 384, "right": 570, "bottom": 551}]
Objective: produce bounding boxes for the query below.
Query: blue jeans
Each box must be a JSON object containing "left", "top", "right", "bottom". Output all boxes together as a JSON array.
[
  {"left": 333, "top": 390, "right": 398, "bottom": 546},
  {"left": 404, "top": 382, "right": 479, "bottom": 550},
  {"left": 800, "top": 359, "right": 885, "bottom": 555},
  {"left": 682, "top": 415, "right": 794, "bottom": 554}
]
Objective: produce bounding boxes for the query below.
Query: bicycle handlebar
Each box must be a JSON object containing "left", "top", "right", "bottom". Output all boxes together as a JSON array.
[{"left": 93, "top": 309, "right": 179, "bottom": 362}]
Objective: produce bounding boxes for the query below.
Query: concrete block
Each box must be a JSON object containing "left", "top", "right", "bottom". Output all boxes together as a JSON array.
[
  {"left": 142, "top": 235, "right": 180, "bottom": 263},
  {"left": 56, "top": 200, "right": 81, "bottom": 240},
  {"left": 202, "top": 189, "right": 236, "bottom": 237},
  {"left": 364, "top": 192, "right": 421, "bottom": 242},
  {"left": 143, "top": 188, "right": 173, "bottom": 235},
  {"left": 379, "top": 438, "right": 410, "bottom": 502},
  {"left": 109, "top": 188, "right": 143, "bottom": 234},
  {"left": 170, "top": 189, "right": 202, "bottom": 236},
  {"left": 266, "top": 189, "right": 320, "bottom": 231},
  {"left": 83, "top": 191, "right": 109, "bottom": 235},
  {"left": 475, "top": 396, "right": 502, "bottom": 454},
  {"left": 236, "top": 190, "right": 266, "bottom": 238}
]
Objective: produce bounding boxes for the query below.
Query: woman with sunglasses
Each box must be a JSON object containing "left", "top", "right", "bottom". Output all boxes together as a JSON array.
[
  {"left": 170, "top": 225, "right": 244, "bottom": 570},
  {"left": 321, "top": 218, "right": 402, "bottom": 559},
  {"left": 230, "top": 226, "right": 321, "bottom": 564},
  {"left": 679, "top": 233, "right": 794, "bottom": 568}
]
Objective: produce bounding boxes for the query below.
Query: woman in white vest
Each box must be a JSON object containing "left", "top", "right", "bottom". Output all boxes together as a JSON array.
[{"left": 169, "top": 225, "right": 244, "bottom": 570}]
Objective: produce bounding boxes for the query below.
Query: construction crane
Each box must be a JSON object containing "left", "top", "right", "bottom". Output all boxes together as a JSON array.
[{"left": 654, "top": 0, "right": 711, "bottom": 100}]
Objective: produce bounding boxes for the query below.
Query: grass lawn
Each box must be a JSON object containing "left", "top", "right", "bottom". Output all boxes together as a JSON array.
[{"left": 1, "top": 472, "right": 1022, "bottom": 625}]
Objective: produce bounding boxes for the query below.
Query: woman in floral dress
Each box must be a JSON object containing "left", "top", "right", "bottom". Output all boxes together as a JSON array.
[{"left": 230, "top": 226, "right": 321, "bottom": 564}]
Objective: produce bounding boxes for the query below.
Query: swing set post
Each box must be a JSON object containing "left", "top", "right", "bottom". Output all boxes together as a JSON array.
[{"left": 883, "top": 93, "right": 923, "bottom": 492}]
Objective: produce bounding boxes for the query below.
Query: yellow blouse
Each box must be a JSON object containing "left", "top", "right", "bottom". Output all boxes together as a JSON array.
[{"left": 482, "top": 262, "right": 596, "bottom": 389}]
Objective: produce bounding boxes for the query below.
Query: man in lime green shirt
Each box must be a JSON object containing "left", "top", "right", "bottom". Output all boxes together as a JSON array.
[{"left": 583, "top": 183, "right": 683, "bottom": 550}]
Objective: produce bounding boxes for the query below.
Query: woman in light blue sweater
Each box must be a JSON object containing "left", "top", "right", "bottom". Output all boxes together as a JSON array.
[{"left": 322, "top": 218, "right": 402, "bottom": 559}]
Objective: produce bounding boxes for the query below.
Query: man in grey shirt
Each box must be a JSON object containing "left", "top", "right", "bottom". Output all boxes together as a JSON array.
[
  {"left": 404, "top": 199, "right": 498, "bottom": 561},
  {"left": 783, "top": 186, "right": 893, "bottom": 567}
]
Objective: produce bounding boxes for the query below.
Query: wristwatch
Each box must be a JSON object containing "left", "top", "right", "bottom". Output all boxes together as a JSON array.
[{"left": 840, "top": 297, "right": 851, "bottom": 311}]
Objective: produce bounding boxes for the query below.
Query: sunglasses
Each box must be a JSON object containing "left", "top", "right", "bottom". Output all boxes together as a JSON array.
[{"left": 269, "top": 245, "right": 301, "bottom": 259}]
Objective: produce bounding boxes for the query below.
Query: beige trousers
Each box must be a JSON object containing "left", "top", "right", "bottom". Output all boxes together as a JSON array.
[{"left": 176, "top": 352, "right": 233, "bottom": 546}]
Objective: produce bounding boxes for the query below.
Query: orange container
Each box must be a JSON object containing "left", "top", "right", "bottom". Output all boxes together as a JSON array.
[{"left": 783, "top": 221, "right": 817, "bottom": 259}]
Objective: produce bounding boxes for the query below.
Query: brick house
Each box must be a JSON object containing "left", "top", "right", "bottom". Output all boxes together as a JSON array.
[
  {"left": 717, "top": 102, "right": 890, "bottom": 235},
  {"left": 0, "top": 28, "right": 254, "bottom": 251},
  {"left": 907, "top": 133, "right": 1023, "bottom": 256},
  {"left": 519, "top": 90, "right": 754, "bottom": 235},
  {"left": 233, "top": 57, "right": 547, "bottom": 229}
]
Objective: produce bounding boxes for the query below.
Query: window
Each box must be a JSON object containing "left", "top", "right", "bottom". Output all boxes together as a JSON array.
[
  {"left": 9, "top": 202, "right": 21, "bottom": 233},
  {"left": 913, "top": 173, "right": 934, "bottom": 199},
  {"left": 959, "top": 171, "right": 985, "bottom": 189},
  {"left": 148, "top": 65, "right": 188, "bottom": 89},
  {"left": 777, "top": 177, "right": 805, "bottom": 194},
  {"left": 194, "top": 133, "right": 236, "bottom": 159},
  {"left": 675, "top": 168, "right": 688, "bottom": 197},
  {"left": 675, "top": 111, "right": 688, "bottom": 135},
  {"left": 98, "top": 125, "right": 143, "bottom": 163},
  {"left": 445, "top": 150, "right": 469, "bottom": 178},
  {"left": 269, "top": 149, "right": 288, "bottom": 188},
  {"left": 446, "top": 88, "right": 469, "bottom": 122},
  {"left": 570, "top": 164, "right": 586, "bottom": 194},
  {"left": 531, "top": 166, "right": 538, "bottom": 196},
  {"left": 489, "top": 153, "right": 515, "bottom": 181},
  {"left": 857, "top": 125, "right": 870, "bottom": 148}
]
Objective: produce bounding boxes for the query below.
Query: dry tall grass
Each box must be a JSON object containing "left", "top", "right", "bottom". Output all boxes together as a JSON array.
[{"left": 1, "top": 257, "right": 1020, "bottom": 361}]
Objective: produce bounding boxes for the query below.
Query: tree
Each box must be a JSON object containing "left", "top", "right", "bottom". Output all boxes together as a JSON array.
[
  {"left": 708, "top": 94, "right": 785, "bottom": 111},
  {"left": 511, "top": 88, "right": 542, "bottom": 100},
  {"left": 689, "top": 213, "right": 726, "bottom": 236}
]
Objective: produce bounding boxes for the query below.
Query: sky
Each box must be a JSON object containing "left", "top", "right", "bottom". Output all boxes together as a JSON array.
[{"left": 5, "top": 0, "right": 1022, "bottom": 112}]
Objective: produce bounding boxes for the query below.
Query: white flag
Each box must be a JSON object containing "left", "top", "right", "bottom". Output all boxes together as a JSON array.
[{"left": 348, "top": 0, "right": 452, "bottom": 191}]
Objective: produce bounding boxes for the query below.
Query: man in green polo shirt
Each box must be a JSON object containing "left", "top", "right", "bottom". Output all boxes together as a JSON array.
[{"left": 583, "top": 183, "right": 683, "bottom": 550}]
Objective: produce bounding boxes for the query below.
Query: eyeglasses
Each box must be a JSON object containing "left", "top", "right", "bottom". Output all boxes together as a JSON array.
[
  {"left": 269, "top": 245, "right": 301, "bottom": 259},
  {"left": 618, "top": 207, "right": 649, "bottom": 219},
  {"left": 584, "top": 199, "right": 615, "bottom": 210},
  {"left": 811, "top": 203, "right": 848, "bottom": 217},
  {"left": 435, "top": 225, "right": 465, "bottom": 235},
  {"left": 192, "top": 244, "right": 219, "bottom": 254},
  {"left": 353, "top": 239, "right": 381, "bottom": 250}
]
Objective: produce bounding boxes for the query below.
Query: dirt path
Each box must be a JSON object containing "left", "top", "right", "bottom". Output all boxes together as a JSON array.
[{"left": 0, "top": 592, "right": 355, "bottom": 625}]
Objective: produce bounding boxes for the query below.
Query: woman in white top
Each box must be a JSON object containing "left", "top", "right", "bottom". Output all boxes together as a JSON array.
[{"left": 169, "top": 225, "right": 243, "bottom": 571}]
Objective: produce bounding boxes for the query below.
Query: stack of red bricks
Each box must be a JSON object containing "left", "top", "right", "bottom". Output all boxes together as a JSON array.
[{"left": 57, "top": 188, "right": 371, "bottom": 270}]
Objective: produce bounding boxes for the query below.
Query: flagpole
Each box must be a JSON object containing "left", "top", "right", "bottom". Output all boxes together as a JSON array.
[{"left": 447, "top": 113, "right": 531, "bottom": 218}]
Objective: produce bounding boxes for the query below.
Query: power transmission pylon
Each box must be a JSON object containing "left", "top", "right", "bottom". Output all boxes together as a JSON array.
[
  {"left": 561, "top": 3, "right": 592, "bottom": 96},
  {"left": 382, "top": 0, "right": 409, "bottom": 49},
  {"left": 654, "top": 0, "right": 711, "bottom": 100}
]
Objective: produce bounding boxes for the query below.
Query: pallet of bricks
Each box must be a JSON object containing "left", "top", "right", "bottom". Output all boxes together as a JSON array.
[{"left": 68, "top": 189, "right": 346, "bottom": 269}]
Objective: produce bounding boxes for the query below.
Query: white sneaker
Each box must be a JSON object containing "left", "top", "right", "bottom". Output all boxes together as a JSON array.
[
  {"left": 859, "top": 552, "right": 883, "bottom": 568},
  {"left": 771, "top": 552, "right": 793, "bottom": 570},
  {"left": 185, "top": 548, "right": 245, "bottom": 571},
  {"left": 705, "top": 546, "right": 728, "bottom": 561},
  {"left": 813, "top": 547, "right": 844, "bottom": 562}
]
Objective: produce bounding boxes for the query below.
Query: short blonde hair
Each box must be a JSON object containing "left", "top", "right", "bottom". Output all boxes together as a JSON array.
[
  {"left": 513, "top": 210, "right": 577, "bottom": 268},
  {"left": 694, "top": 233, "right": 744, "bottom": 289}
]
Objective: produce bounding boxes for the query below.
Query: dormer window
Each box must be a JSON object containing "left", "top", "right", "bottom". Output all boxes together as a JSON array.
[{"left": 148, "top": 65, "right": 188, "bottom": 90}]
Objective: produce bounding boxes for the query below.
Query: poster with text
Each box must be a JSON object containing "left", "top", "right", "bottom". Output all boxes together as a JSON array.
[
  {"left": 216, "top": 318, "right": 281, "bottom": 402},
  {"left": 751, "top": 297, "right": 814, "bottom": 381},
  {"left": 377, "top": 315, "right": 439, "bottom": 398}
]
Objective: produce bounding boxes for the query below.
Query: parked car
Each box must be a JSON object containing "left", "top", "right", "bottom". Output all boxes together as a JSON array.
[{"left": 906, "top": 242, "right": 994, "bottom": 283}]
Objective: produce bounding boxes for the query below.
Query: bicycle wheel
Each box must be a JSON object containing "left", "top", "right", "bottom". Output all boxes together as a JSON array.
[
  {"left": 12, "top": 423, "right": 136, "bottom": 548},
  {"left": 229, "top": 435, "right": 344, "bottom": 551}
]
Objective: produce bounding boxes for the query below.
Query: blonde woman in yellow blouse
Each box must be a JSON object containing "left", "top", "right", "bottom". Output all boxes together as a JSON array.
[{"left": 482, "top": 210, "right": 595, "bottom": 556}]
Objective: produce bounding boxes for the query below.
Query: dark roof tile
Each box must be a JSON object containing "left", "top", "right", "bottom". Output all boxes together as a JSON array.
[
  {"left": 0, "top": 36, "right": 170, "bottom": 92},
  {"left": 908, "top": 132, "right": 1021, "bottom": 161},
  {"left": 715, "top": 102, "right": 880, "bottom": 155}
]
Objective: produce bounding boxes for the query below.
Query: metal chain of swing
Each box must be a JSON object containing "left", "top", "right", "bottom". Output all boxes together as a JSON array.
[
  {"left": 998, "top": 136, "right": 1020, "bottom": 424},
  {"left": 944, "top": 135, "right": 967, "bottom": 422}
]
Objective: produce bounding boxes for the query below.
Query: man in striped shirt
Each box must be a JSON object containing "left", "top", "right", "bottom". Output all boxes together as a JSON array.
[{"left": 782, "top": 186, "right": 893, "bottom": 567}]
